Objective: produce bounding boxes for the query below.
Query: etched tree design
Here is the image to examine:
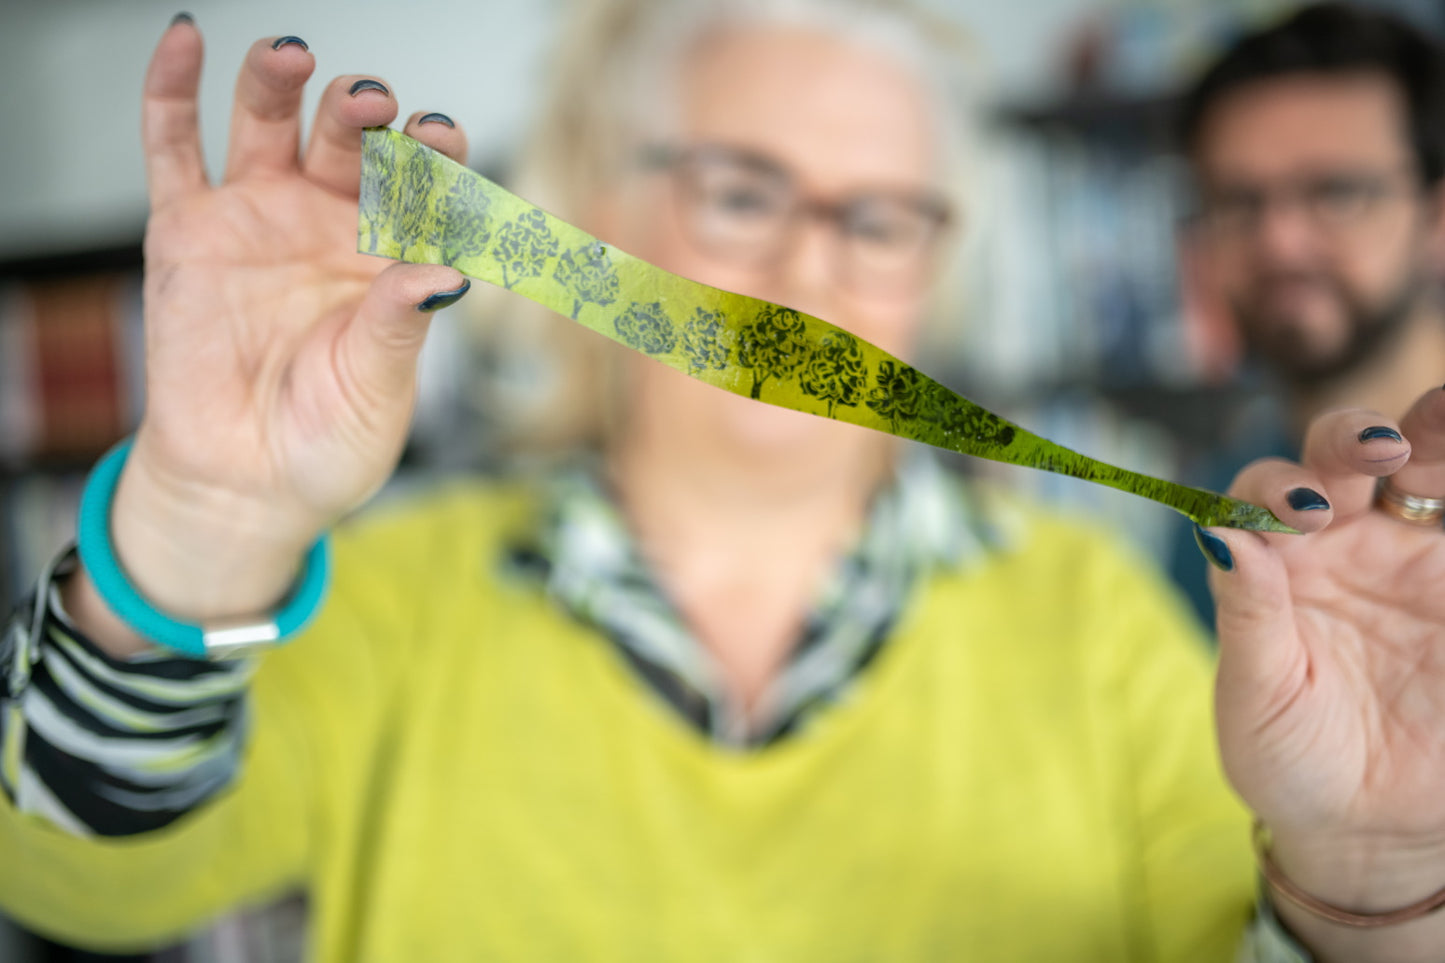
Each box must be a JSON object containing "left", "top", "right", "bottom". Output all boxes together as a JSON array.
[
  {"left": 439, "top": 176, "right": 493, "bottom": 267},
  {"left": 359, "top": 133, "right": 397, "bottom": 254},
  {"left": 553, "top": 241, "right": 620, "bottom": 320},
  {"left": 680, "top": 307, "right": 733, "bottom": 374},
  {"left": 800, "top": 330, "right": 865, "bottom": 417},
  {"left": 614, "top": 301, "right": 677, "bottom": 356},
  {"left": 491, "top": 209, "right": 559, "bottom": 289},
  {"left": 866, "top": 360, "right": 923, "bottom": 430},
  {"left": 395, "top": 148, "right": 437, "bottom": 258},
  {"left": 736, "top": 305, "right": 807, "bottom": 400},
  {"left": 920, "top": 381, "right": 1016, "bottom": 448}
]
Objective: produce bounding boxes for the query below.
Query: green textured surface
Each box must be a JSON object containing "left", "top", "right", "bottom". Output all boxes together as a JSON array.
[{"left": 358, "top": 128, "right": 1294, "bottom": 534}]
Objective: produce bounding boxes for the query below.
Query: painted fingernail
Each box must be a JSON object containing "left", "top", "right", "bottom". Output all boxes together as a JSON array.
[
  {"left": 418, "top": 280, "right": 470, "bottom": 312},
  {"left": 1359, "top": 426, "right": 1403, "bottom": 443},
  {"left": 418, "top": 112, "right": 455, "bottom": 128},
  {"left": 348, "top": 79, "right": 390, "bottom": 98},
  {"left": 1287, "top": 487, "right": 1330, "bottom": 511},
  {"left": 1193, "top": 524, "right": 1235, "bottom": 573},
  {"left": 170, "top": 12, "right": 194, "bottom": 26},
  {"left": 271, "top": 35, "right": 308, "bottom": 51}
]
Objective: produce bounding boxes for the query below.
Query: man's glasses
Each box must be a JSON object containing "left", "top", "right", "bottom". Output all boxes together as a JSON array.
[
  {"left": 641, "top": 144, "right": 953, "bottom": 295},
  {"left": 1194, "top": 167, "right": 1421, "bottom": 239}
]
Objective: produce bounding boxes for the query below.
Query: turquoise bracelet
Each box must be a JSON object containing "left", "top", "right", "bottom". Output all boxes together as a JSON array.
[{"left": 75, "top": 437, "right": 330, "bottom": 658}]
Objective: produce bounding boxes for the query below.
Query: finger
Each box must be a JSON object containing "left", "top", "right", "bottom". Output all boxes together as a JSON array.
[
  {"left": 301, "top": 75, "right": 398, "bottom": 196},
  {"left": 1225, "top": 457, "right": 1335, "bottom": 538},
  {"left": 142, "top": 14, "right": 209, "bottom": 209},
  {"left": 1381, "top": 386, "right": 1445, "bottom": 498},
  {"left": 1206, "top": 458, "right": 1322, "bottom": 681},
  {"left": 401, "top": 111, "right": 469, "bottom": 165},
  {"left": 223, "top": 35, "right": 316, "bottom": 181},
  {"left": 1296, "top": 408, "right": 1410, "bottom": 519},
  {"left": 336, "top": 263, "right": 472, "bottom": 402},
  {"left": 1202, "top": 520, "right": 1303, "bottom": 699}
]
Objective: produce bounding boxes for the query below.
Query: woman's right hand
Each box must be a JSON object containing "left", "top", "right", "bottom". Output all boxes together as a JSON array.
[{"left": 70, "top": 19, "right": 472, "bottom": 647}]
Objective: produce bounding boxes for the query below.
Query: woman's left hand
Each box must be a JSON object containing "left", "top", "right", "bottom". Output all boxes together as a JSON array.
[{"left": 1209, "top": 388, "right": 1445, "bottom": 954}]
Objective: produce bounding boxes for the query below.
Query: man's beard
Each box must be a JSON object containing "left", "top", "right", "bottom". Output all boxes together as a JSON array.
[{"left": 1232, "top": 268, "right": 1428, "bottom": 388}]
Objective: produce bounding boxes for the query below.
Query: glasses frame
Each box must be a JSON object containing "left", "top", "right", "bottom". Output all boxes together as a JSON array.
[
  {"left": 1191, "top": 165, "right": 1425, "bottom": 241},
  {"left": 640, "top": 143, "right": 955, "bottom": 296}
]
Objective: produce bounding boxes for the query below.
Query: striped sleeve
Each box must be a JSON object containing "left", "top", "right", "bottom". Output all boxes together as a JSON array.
[{"left": 0, "top": 543, "right": 252, "bottom": 837}]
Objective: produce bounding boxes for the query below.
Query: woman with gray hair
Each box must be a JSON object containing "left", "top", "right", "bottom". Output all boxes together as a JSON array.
[{"left": 2, "top": 2, "right": 1444, "bottom": 961}]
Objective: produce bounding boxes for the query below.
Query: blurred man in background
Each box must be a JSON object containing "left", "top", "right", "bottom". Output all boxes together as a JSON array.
[{"left": 1171, "top": 1, "right": 1445, "bottom": 626}]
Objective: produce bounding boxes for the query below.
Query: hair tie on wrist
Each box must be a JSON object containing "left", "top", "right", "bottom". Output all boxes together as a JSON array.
[
  {"left": 75, "top": 436, "right": 330, "bottom": 659},
  {"left": 1254, "top": 819, "right": 1445, "bottom": 927}
]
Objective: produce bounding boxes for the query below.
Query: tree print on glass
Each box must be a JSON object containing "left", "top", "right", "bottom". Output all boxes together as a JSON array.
[
  {"left": 394, "top": 147, "right": 438, "bottom": 259},
  {"left": 491, "top": 209, "right": 559, "bottom": 289},
  {"left": 680, "top": 307, "right": 734, "bottom": 374},
  {"left": 358, "top": 128, "right": 1296, "bottom": 534},
  {"left": 918, "top": 380, "right": 1016, "bottom": 447},
  {"left": 800, "top": 330, "right": 865, "bottom": 417},
  {"left": 439, "top": 176, "right": 493, "bottom": 267},
  {"left": 614, "top": 301, "right": 678, "bottom": 356},
  {"left": 359, "top": 131, "right": 397, "bottom": 254},
  {"left": 553, "top": 241, "right": 620, "bottom": 320},
  {"left": 737, "top": 305, "right": 807, "bottom": 400},
  {"left": 866, "top": 360, "right": 922, "bottom": 430}
]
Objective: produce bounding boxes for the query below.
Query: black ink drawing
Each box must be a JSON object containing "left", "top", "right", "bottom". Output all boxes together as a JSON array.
[
  {"left": 396, "top": 149, "right": 437, "bottom": 258},
  {"left": 440, "top": 176, "right": 493, "bottom": 267},
  {"left": 553, "top": 241, "right": 621, "bottom": 320},
  {"left": 737, "top": 305, "right": 807, "bottom": 400},
  {"left": 680, "top": 307, "right": 733, "bottom": 373},
  {"left": 491, "top": 209, "right": 559, "bottom": 289},
  {"left": 800, "top": 330, "right": 865, "bottom": 417},
  {"left": 920, "top": 381, "right": 1016, "bottom": 447},
  {"left": 614, "top": 301, "right": 678, "bottom": 355},
  {"left": 866, "top": 360, "right": 922, "bottom": 430},
  {"left": 360, "top": 132, "right": 397, "bottom": 254}
]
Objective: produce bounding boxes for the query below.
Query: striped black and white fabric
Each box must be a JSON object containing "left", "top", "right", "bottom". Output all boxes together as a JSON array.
[{"left": 0, "top": 548, "right": 252, "bottom": 837}]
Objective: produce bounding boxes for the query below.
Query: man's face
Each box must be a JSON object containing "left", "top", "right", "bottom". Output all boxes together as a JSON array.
[{"left": 1192, "top": 72, "right": 1442, "bottom": 384}]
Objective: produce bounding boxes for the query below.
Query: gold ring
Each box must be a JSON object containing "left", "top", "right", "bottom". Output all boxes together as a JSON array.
[{"left": 1375, "top": 478, "right": 1445, "bottom": 526}]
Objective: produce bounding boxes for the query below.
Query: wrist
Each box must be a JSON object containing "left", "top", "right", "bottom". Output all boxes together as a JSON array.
[
  {"left": 1266, "top": 823, "right": 1445, "bottom": 916},
  {"left": 113, "top": 439, "right": 323, "bottom": 622}
]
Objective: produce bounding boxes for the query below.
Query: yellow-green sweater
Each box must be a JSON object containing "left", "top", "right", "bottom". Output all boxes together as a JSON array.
[{"left": 0, "top": 484, "right": 1253, "bottom": 961}]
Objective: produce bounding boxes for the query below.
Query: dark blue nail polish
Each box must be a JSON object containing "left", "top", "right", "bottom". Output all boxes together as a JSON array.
[
  {"left": 1193, "top": 524, "right": 1235, "bottom": 573},
  {"left": 271, "top": 35, "right": 308, "bottom": 51},
  {"left": 1359, "top": 425, "right": 1403, "bottom": 443},
  {"left": 418, "top": 112, "right": 455, "bottom": 128},
  {"left": 348, "top": 79, "right": 390, "bottom": 98},
  {"left": 418, "top": 280, "right": 470, "bottom": 312},
  {"left": 1286, "top": 487, "right": 1330, "bottom": 511},
  {"left": 170, "top": 12, "right": 194, "bottom": 26}
]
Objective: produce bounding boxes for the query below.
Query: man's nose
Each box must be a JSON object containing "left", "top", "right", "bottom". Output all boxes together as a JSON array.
[{"left": 1250, "top": 196, "right": 1322, "bottom": 266}]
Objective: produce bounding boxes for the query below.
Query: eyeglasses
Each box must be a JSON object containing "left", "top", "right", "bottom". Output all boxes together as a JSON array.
[
  {"left": 641, "top": 144, "right": 953, "bottom": 295},
  {"left": 1193, "top": 167, "right": 1421, "bottom": 239}
]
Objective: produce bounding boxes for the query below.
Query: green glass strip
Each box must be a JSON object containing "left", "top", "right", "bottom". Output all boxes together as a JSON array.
[{"left": 358, "top": 127, "right": 1294, "bottom": 534}]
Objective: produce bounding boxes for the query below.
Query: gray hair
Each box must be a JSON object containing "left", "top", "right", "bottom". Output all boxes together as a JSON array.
[{"left": 467, "top": 0, "right": 981, "bottom": 461}]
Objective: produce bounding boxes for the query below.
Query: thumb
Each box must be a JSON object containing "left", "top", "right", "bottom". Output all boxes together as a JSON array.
[{"left": 339, "top": 261, "right": 471, "bottom": 399}]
